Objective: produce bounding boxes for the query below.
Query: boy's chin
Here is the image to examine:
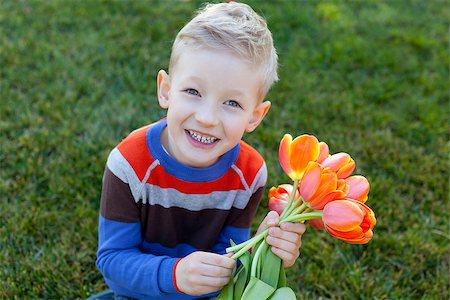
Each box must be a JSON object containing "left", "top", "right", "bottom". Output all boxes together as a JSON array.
[{"left": 185, "top": 158, "right": 218, "bottom": 168}]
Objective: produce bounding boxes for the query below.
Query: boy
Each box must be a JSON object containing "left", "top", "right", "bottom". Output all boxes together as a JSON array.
[{"left": 96, "top": 2, "right": 306, "bottom": 299}]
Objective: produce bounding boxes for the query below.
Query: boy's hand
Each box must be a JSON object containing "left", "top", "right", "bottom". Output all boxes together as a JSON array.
[
  {"left": 175, "top": 251, "right": 236, "bottom": 296},
  {"left": 255, "top": 211, "right": 306, "bottom": 268}
]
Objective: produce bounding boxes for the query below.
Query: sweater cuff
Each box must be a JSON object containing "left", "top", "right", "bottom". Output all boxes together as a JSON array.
[{"left": 158, "top": 257, "right": 182, "bottom": 294}]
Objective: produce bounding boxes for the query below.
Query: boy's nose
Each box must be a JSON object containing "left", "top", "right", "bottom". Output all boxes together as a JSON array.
[{"left": 195, "top": 102, "right": 219, "bottom": 127}]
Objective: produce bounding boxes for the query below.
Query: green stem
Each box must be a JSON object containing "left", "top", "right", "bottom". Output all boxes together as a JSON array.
[
  {"left": 280, "top": 196, "right": 302, "bottom": 221},
  {"left": 251, "top": 240, "right": 267, "bottom": 277},
  {"left": 226, "top": 235, "right": 256, "bottom": 253},
  {"left": 284, "top": 201, "right": 308, "bottom": 220},
  {"left": 281, "top": 211, "right": 323, "bottom": 223},
  {"left": 279, "top": 178, "right": 300, "bottom": 220},
  {"left": 230, "top": 230, "right": 268, "bottom": 259}
]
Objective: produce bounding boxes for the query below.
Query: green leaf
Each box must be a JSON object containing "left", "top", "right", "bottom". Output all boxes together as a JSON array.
[
  {"left": 268, "top": 287, "right": 297, "bottom": 300},
  {"left": 241, "top": 276, "right": 276, "bottom": 300},
  {"left": 217, "top": 279, "right": 234, "bottom": 300},
  {"left": 251, "top": 239, "right": 263, "bottom": 261},
  {"left": 261, "top": 246, "right": 281, "bottom": 288},
  {"left": 233, "top": 265, "right": 248, "bottom": 300},
  {"left": 239, "top": 249, "right": 252, "bottom": 281},
  {"left": 251, "top": 240, "right": 268, "bottom": 279},
  {"left": 219, "top": 242, "right": 236, "bottom": 300},
  {"left": 278, "top": 264, "right": 287, "bottom": 288}
]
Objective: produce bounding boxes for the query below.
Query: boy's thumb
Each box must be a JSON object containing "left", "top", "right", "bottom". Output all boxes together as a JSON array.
[
  {"left": 257, "top": 211, "right": 279, "bottom": 234},
  {"left": 265, "top": 210, "right": 279, "bottom": 227}
]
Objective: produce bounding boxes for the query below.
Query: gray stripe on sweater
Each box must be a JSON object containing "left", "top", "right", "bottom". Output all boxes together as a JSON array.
[{"left": 107, "top": 147, "right": 267, "bottom": 211}]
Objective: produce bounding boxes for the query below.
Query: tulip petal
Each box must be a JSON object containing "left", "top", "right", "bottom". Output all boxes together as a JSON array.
[
  {"left": 268, "top": 186, "right": 277, "bottom": 198},
  {"left": 309, "top": 190, "right": 344, "bottom": 210},
  {"left": 308, "top": 218, "right": 325, "bottom": 230},
  {"left": 336, "top": 158, "right": 355, "bottom": 179},
  {"left": 323, "top": 200, "right": 364, "bottom": 231},
  {"left": 300, "top": 162, "right": 322, "bottom": 201},
  {"left": 337, "top": 179, "right": 349, "bottom": 195},
  {"left": 279, "top": 134, "right": 293, "bottom": 178},
  {"left": 322, "top": 153, "right": 349, "bottom": 170},
  {"left": 313, "top": 171, "right": 338, "bottom": 199},
  {"left": 317, "top": 142, "right": 330, "bottom": 164},
  {"left": 268, "top": 198, "right": 287, "bottom": 216},
  {"left": 324, "top": 226, "right": 362, "bottom": 240},
  {"left": 289, "top": 135, "right": 320, "bottom": 179},
  {"left": 345, "top": 175, "right": 370, "bottom": 203}
]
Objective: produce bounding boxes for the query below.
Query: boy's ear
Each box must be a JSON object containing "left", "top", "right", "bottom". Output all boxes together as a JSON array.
[
  {"left": 246, "top": 100, "right": 271, "bottom": 132},
  {"left": 157, "top": 70, "right": 171, "bottom": 109}
]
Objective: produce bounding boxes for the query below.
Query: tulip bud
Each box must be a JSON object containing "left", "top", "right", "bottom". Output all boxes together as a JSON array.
[
  {"left": 345, "top": 175, "right": 370, "bottom": 203},
  {"left": 322, "top": 199, "right": 376, "bottom": 244},
  {"left": 322, "top": 152, "right": 355, "bottom": 179},
  {"left": 299, "top": 162, "right": 346, "bottom": 210},
  {"left": 279, "top": 134, "right": 320, "bottom": 181},
  {"left": 268, "top": 184, "right": 300, "bottom": 215}
]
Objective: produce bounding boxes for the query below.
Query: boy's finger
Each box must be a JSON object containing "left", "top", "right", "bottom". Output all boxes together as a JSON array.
[
  {"left": 218, "top": 253, "right": 236, "bottom": 269},
  {"left": 223, "top": 252, "right": 234, "bottom": 258},
  {"left": 268, "top": 227, "right": 301, "bottom": 246},
  {"left": 202, "top": 252, "right": 235, "bottom": 268},
  {"left": 280, "top": 221, "right": 306, "bottom": 234}
]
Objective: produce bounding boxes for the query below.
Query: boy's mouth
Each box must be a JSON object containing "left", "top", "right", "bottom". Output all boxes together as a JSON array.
[{"left": 187, "top": 130, "right": 219, "bottom": 144}]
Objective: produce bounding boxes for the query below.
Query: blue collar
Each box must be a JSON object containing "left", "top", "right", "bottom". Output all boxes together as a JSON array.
[{"left": 146, "top": 120, "right": 240, "bottom": 182}]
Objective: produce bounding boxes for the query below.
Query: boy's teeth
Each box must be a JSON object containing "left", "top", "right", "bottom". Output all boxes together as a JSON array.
[{"left": 188, "top": 130, "right": 217, "bottom": 144}]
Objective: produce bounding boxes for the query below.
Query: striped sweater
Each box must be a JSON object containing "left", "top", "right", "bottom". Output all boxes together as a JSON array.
[{"left": 96, "top": 119, "right": 267, "bottom": 299}]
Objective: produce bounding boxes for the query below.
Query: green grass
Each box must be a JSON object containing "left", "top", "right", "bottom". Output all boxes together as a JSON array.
[{"left": 1, "top": 0, "right": 448, "bottom": 299}]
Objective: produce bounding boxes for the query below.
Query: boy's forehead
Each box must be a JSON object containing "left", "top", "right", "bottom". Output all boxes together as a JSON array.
[
  {"left": 176, "top": 53, "right": 262, "bottom": 91},
  {"left": 172, "top": 48, "right": 257, "bottom": 78}
]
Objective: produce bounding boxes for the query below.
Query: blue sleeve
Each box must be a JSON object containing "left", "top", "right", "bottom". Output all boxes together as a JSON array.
[
  {"left": 97, "top": 216, "right": 222, "bottom": 299},
  {"left": 212, "top": 225, "right": 251, "bottom": 254},
  {"left": 96, "top": 216, "right": 180, "bottom": 297}
]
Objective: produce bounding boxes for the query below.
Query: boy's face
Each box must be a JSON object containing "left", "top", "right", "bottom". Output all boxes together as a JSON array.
[{"left": 157, "top": 48, "right": 271, "bottom": 168}]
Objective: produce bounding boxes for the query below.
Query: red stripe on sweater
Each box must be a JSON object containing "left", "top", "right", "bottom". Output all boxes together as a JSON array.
[{"left": 117, "top": 124, "right": 265, "bottom": 193}]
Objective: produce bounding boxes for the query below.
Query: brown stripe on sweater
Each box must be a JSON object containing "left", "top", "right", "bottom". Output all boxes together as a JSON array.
[
  {"left": 100, "top": 167, "right": 141, "bottom": 223},
  {"left": 139, "top": 186, "right": 264, "bottom": 250},
  {"left": 225, "top": 186, "right": 264, "bottom": 228},
  {"left": 101, "top": 167, "right": 265, "bottom": 250}
]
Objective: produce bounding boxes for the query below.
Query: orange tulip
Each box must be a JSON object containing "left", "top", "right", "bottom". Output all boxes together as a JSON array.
[
  {"left": 308, "top": 218, "right": 325, "bottom": 230},
  {"left": 317, "top": 141, "right": 330, "bottom": 164},
  {"left": 322, "top": 199, "right": 376, "bottom": 244},
  {"left": 299, "top": 162, "right": 347, "bottom": 210},
  {"left": 345, "top": 175, "right": 370, "bottom": 203},
  {"left": 279, "top": 134, "right": 320, "bottom": 181},
  {"left": 321, "top": 152, "right": 356, "bottom": 179},
  {"left": 268, "top": 184, "right": 300, "bottom": 215}
]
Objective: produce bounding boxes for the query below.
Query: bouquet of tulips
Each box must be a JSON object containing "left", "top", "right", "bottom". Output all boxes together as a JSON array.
[{"left": 218, "top": 134, "right": 377, "bottom": 300}]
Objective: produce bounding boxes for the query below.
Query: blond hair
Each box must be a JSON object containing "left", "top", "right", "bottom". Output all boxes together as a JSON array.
[{"left": 169, "top": 2, "right": 278, "bottom": 96}]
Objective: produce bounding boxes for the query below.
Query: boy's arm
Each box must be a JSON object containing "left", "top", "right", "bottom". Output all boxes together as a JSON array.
[{"left": 96, "top": 167, "right": 182, "bottom": 298}]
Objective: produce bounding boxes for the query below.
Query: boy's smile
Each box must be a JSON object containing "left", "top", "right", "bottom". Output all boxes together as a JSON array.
[
  {"left": 186, "top": 129, "right": 219, "bottom": 147},
  {"left": 157, "top": 48, "right": 270, "bottom": 168}
]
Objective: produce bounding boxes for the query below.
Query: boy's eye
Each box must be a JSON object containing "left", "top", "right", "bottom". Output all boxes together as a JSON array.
[
  {"left": 185, "top": 88, "right": 200, "bottom": 96},
  {"left": 224, "top": 100, "right": 242, "bottom": 108}
]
